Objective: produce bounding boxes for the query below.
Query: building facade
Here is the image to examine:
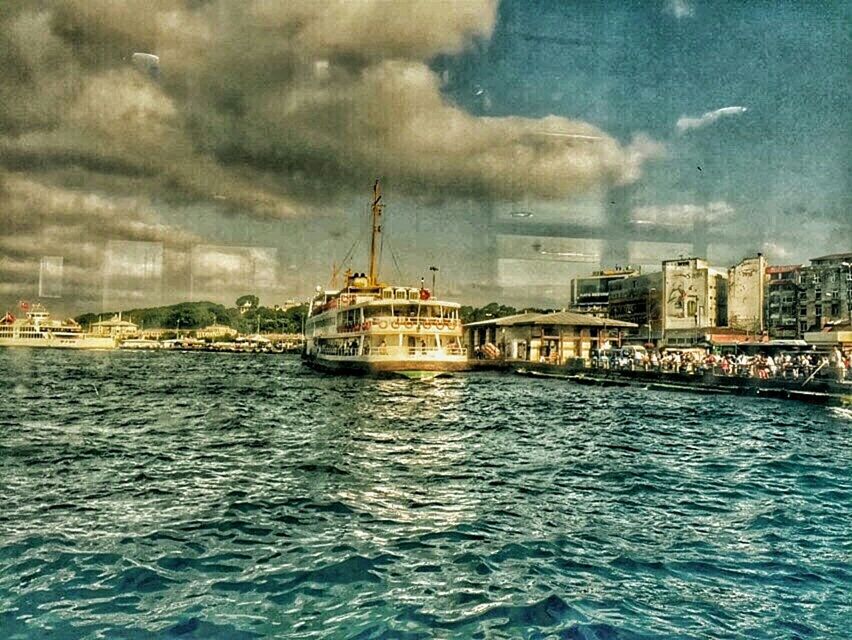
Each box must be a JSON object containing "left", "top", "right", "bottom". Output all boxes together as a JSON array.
[
  {"left": 196, "top": 324, "right": 238, "bottom": 340},
  {"left": 607, "top": 271, "right": 664, "bottom": 339},
  {"left": 727, "top": 254, "right": 766, "bottom": 333},
  {"left": 662, "top": 258, "right": 727, "bottom": 332},
  {"left": 764, "top": 264, "right": 802, "bottom": 338},
  {"left": 798, "top": 253, "right": 852, "bottom": 332},
  {"left": 569, "top": 266, "right": 641, "bottom": 316},
  {"left": 91, "top": 314, "right": 138, "bottom": 338},
  {"left": 464, "top": 311, "right": 636, "bottom": 364}
]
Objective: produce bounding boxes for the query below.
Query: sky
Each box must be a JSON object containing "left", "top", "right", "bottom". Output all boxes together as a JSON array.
[{"left": 0, "top": 0, "right": 849, "bottom": 312}]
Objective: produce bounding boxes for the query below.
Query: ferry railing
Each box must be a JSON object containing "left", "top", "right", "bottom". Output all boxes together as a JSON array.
[
  {"left": 336, "top": 316, "right": 461, "bottom": 333},
  {"left": 318, "top": 345, "right": 467, "bottom": 357}
]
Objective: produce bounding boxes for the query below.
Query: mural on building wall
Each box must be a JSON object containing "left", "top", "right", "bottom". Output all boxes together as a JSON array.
[{"left": 665, "top": 268, "right": 698, "bottom": 320}]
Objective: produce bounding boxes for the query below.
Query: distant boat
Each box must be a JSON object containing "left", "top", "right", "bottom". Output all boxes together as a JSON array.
[
  {"left": 0, "top": 304, "right": 115, "bottom": 350},
  {"left": 303, "top": 181, "right": 469, "bottom": 379}
]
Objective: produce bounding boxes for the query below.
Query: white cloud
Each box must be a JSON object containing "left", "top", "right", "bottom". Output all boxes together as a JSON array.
[
  {"left": 631, "top": 201, "right": 734, "bottom": 227},
  {"left": 676, "top": 106, "right": 748, "bottom": 133}
]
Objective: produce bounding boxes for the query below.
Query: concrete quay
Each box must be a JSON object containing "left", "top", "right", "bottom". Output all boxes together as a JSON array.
[{"left": 512, "top": 363, "right": 852, "bottom": 406}]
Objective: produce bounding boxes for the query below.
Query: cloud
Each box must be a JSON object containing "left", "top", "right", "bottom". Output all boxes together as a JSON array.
[
  {"left": 0, "top": 2, "right": 659, "bottom": 210},
  {"left": 664, "top": 0, "right": 694, "bottom": 19},
  {"left": 0, "top": 1, "right": 665, "bottom": 309},
  {"left": 631, "top": 201, "right": 734, "bottom": 226},
  {"left": 676, "top": 106, "right": 748, "bottom": 133},
  {"left": 0, "top": 170, "right": 201, "bottom": 309}
]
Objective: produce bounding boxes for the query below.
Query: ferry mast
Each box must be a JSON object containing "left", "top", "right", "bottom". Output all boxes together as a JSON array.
[{"left": 368, "top": 179, "right": 383, "bottom": 286}]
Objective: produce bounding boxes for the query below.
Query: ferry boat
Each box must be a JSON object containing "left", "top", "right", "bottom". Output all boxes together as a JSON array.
[
  {"left": 303, "top": 181, "right": 468, "bottom": 378},
  {"left": 0, "top": 304, "right": 116, "bottom": 350}
]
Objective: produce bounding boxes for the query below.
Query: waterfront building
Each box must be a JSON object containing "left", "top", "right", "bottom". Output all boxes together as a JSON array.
[
  {"left": 798, "top": 252, "right": 852, "bottom": 332},
  {"left": 727, "top": 254, "right": 766, "bottom": 333},
  {"left": 662, "top": 257, "right": 727, "bottom": 332},
  {"left": 764, "top": 265, "right": 802, "bottom": 338},
  {"left": 196, "top": 324, "right": 238, "bottom": 340},
  {"left": 91, "top": 314, "right": 139, "bottom": 339},
  {"left": 607, "top": 271, "right": 664, "bottom": 342},
  {"left": 569, "top": 266, "right": 641, "bottom": 317},
  {"left": 464, "top": 310, "right": 636, "bottom": 365}
]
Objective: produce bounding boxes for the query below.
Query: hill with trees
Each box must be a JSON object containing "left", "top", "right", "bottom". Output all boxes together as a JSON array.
[{"left": 76, "top": 297, "right": 307, "bottom": 335}]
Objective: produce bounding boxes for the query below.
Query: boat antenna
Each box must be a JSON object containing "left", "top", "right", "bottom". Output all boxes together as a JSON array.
[{"left": 368, "top": 179, "right": 383, "bottom": 286}]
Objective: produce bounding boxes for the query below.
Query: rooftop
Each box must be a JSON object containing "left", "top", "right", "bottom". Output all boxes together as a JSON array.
[
  {"left": 811, "top": 252, "right": 852, "bottom": 263},
  {"left": 465, "top": 311, "right": 636, "bottom": 328}
]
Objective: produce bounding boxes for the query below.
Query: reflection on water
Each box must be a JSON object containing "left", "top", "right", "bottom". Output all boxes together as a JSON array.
[{"left": 0, "top": 349, "right": 849, "bottom": 639}]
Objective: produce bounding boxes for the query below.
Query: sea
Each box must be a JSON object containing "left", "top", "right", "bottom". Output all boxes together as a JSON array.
[{"left": 1, "top": 349, "right": 849, "bottom": 640}]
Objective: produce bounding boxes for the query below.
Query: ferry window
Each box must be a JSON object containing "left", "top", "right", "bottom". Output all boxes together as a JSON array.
[{"left": 395, "top": 290, "right": 406, "bottom": 300}]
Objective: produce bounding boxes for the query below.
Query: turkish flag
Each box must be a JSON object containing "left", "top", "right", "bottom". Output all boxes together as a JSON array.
[{"left": 419, "top": 289, "right": 431, "bottom": 301}]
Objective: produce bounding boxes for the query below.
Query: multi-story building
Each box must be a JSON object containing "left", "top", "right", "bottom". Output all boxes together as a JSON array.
[
  {"left": 764, "top": 265, "right": 801, "bottom": 338},
  {"left": 569, "top": 266, "right": 641, "bottom": 316},
  {"left": 662, "top": 258, "right": 727, "bottom": 332},
  {"left": 798, "top": 252, "right": 852, "bottom": 332},
  {"left": 607, "top": 272, "right": 664, "bottom": 339},
  {"left": 727, "top": 254, "right": 766, "bottom": 333}
]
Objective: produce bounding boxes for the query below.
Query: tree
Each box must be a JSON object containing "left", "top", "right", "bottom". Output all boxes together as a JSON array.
[
  {"left": 165, "top": 305, "right": 215, "bottom": 329},
  {"left": 235, "top": 295, "right": 259, "bottom": 310}
]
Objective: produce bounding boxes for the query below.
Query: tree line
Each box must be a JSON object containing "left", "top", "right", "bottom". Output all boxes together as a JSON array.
[{"left": 76, "top": 296, "right": 307, "bottom": 335}]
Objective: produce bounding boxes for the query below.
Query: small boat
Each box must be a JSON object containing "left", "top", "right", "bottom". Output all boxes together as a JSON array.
[{"left": 303, "top": 181, "right": 470, "bottom": 379}]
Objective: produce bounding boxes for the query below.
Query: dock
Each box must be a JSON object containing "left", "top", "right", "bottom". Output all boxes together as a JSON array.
[{"left": 513, "top": 364, "right": 852, "bottom": 406}]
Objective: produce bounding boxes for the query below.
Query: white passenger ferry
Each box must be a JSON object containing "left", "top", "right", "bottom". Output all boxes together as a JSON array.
[
  {"left": 303, "top": 181, "right": 468, "bottom": 378},
  {"left": 0, "top": 304, "right": 116, "bottom": 350}
]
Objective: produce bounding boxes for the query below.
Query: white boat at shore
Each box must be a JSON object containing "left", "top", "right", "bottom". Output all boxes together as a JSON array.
[
  {"left": 0, "top": 304, "right": 115, "bottom": 350},
  {"left": 303, "top": 181, "right": 468, "bottom": 379}
]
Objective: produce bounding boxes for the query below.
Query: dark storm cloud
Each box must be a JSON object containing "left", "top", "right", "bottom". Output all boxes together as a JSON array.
[{"left": 0, "top": 1, "right": 659, "bottom": 213}]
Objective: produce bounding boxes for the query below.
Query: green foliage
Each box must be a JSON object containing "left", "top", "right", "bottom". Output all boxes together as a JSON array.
[
  {"left": 459, "top": 302, "right": 519, "bottom": 324},
  {"left": 235, "top": 294, "right": 260, "bottom": 309},
  {"left": 237, "top": 304, "right": 307, "bottom": 334},
  {"left": 76, "top": 301, "right": 308, "bottom": 334}
]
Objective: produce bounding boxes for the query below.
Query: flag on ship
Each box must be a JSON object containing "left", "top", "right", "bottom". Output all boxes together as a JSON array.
[{"left": 18, "top": 300, "right": 30, "bottom": 311}]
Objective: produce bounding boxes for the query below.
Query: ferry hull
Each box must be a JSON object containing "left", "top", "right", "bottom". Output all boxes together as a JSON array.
[
  {"left": 0, "top": 337, "right": 116, "bottom": 350},
  {"left": 303, "top": 353, "right": 471, "bottom": 377}
]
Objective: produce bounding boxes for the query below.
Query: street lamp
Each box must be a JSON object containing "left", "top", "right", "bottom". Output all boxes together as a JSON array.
[
  {"left": 429, "top": 266, "right": 439, "bottom": 297},
  {"left": 647, "top": 287, "right": 658, "bottom": 344}
]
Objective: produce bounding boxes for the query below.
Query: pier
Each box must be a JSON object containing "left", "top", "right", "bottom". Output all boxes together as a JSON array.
[{"left": 513, "top": 362, "right": 852, "bottom": 406}]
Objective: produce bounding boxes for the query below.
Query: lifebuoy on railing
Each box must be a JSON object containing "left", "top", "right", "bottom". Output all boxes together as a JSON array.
[
  {"left": 391, "top": 319, "right": 400, "bottom": 329},
  {"left": 379, "top": 320, "right": 388, "bottom": 330}
]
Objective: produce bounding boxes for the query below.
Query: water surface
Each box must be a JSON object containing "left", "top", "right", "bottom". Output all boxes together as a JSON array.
[{"left": 1, "top": 350, "right": 849, "bottom": 639}]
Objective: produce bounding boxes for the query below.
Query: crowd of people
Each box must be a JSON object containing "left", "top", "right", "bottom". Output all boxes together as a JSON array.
[{"left": 595, "top": 347, "right": 850, "bottom": 382}]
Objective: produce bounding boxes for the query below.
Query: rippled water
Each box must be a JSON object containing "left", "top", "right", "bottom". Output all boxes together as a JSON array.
[{"left": 1, "top": 350, "right": 850, "bottom": 639}]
